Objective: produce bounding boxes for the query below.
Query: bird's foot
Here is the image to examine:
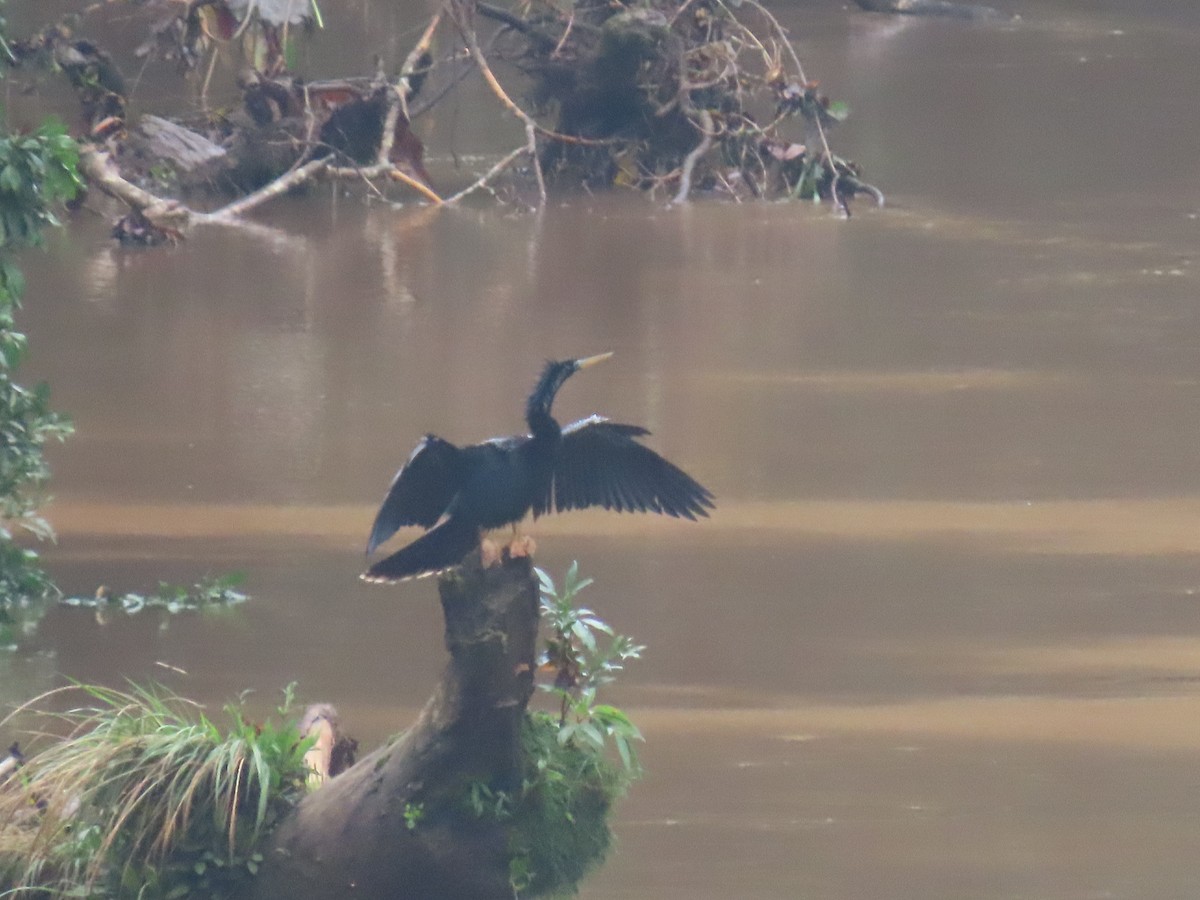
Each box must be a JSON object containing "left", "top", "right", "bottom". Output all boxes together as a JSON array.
[
  {"left": 505, "top": 535, "right": 537, "bottom": 560},
  {"left": 480, "top": 537, "right": 503, "bottom": 569}
]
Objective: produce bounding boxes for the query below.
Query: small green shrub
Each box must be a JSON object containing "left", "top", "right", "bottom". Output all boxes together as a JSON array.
[
  {"left": 466, "top": 563, "right": 645, "bottom": 897},
  {"left": 537, "top": 562, "right": 644, "bottom": 773}
]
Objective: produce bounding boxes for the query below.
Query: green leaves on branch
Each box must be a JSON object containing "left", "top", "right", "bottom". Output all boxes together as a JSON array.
[
  {"left": 0, "top": 118, "right": 81, "bottom": 249},
  {"left": 536, "top": 561, "right": 645, "bottom": 774},
  {"left": 0, "top": 113, "right": 80, "bottom": 603},
  {"left": 0, "top": 367, "right": 72, "bottom": 526}
]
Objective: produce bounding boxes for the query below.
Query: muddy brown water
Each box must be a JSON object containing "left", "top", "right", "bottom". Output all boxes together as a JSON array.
[{"left": 7, "top": 0, "right": 1200, "bottom": 896}]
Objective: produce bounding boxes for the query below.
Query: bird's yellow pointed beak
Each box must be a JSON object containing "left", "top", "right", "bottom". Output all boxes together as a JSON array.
[{"left": 576, "top": 352, "right": 614, "bottom": 369}]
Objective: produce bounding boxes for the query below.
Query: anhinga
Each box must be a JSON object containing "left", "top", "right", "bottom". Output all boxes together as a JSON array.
[{"left": 362, "top": 353, "right": 714, "bottom": 583}]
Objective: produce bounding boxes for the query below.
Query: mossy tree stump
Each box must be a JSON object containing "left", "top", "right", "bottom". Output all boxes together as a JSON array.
[{"left": 243, "top": 553, "right": 539, "bottom": 900}]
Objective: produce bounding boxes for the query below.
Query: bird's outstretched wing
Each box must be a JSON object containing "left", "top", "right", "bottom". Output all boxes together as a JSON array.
[
  {"left": 366, "top": 435, "right": 463, "bottom": 555},
  {"left": 362, "top": 515, "right": 479, "bottom": 583},
  {"left": 539, "top": 415, "right": 715, "bottom": 520}
]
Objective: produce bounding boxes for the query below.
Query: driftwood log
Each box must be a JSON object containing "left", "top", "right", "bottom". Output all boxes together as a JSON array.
[{"left": 242, "top": 552, "right": 539, "bottom": 900}]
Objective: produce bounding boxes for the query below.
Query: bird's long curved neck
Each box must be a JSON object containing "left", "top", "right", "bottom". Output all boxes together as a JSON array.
[{"left": 526, "top": 365, "right": 567, "bottom": 439}]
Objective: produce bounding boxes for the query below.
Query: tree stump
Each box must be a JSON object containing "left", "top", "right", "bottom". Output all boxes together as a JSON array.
[{"left": 243, "top": 552, "right": 539, "bottom": 900}]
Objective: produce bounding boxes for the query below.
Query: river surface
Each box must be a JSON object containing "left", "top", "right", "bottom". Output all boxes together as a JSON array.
[{"left": 8, "top": 0, "right": 1200, "bottom": 897}]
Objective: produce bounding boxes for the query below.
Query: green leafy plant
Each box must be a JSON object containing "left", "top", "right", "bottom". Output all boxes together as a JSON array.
[
  {"left": 0, "top": 682, "right": 314, "bottom": 898},
  {"left": 464, "top": 564, "right": 645, "bottom": 897},
  {"left": 402, "top": 801, "right": 425, "bottom": 832},
  {"left": 537, "top": 562, "right": 645, "bottom": 774},
  {"left": 0, "top": 119, "right": 80, "bottom": 247},
  {"left": 0, "top": 101, "right": 81, "bottom": 610}
]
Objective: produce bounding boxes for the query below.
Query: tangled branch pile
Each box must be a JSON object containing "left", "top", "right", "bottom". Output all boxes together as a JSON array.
[
  {"left": 467, "top": 0, "right": 881, "bottom": 206},
  {"left": 7, "top": 0, "right": 879, "bottom": 237}
]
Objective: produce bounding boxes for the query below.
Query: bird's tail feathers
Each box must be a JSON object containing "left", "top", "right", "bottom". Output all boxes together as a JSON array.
[{"left": 360, "top": 517, "right": 480, "bottom": 584}]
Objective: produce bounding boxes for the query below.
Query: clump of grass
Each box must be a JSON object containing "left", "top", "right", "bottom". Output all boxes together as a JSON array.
[{"left": 0, "top": 682, "right": 313, "bottom": 898}]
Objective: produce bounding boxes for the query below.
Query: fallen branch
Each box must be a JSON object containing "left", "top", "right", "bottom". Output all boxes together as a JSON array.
[
  {"left": 200, "top": 156, "right": 330, "bottom": 223},
  {"left": 62, "top": 0, "right": 879, "bottom": 223},
  {"left": 375, "top": 86, "right": 405, "bottom": 167},
  {"left": 78, "top": 142, "right": 445, "bottom": 236},
  {"left": 77, "top": 145, "right": 192, "bottom": 229}
]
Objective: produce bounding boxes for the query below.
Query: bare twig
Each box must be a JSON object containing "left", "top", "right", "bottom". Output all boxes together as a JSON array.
[
  {"left": 454, "top": 19, "right": 529, "bottom": 128},
  {"left": 403, "top": 9, "right": 445, "bottom": 79},
  {"left": 552, "top": 10, "right": 577, "bottom": 57},
  {"left": 199, "top": 44, "right": 219, "bottom": 107},
  {"left": 475, "top": 1, "right": 561, "bottom": 49},
  {"left": 399, "top": 8, "right": 445, "bottom": 119},
  {"left": 327, "top": 162, "right": 445, "bottom": 205},
  {"left": 384, "top": 168, "right": 445, "bottom": 204},
  {"left": 443, "top": 144, "right": 529, "bottom": 204},
  {"left": 377, "top": 8, "right": 445, "bottom": 167},
  {"left": 671, "top": 109, "right": 714, "bottom": 205},
  {"left": 452, "top": 3, "right": 613, "bottom": 147},
  {"left": 453, "top": 5, "right": 547, "bottom": 204},
  {"left": 525, "top": 121, "right": 546, "bottom": 205},
  {"left": 376, "top": 88, "right": 404, "bottom": 166},
  {"left": 736, "top": 0, "right": 840, "bottom": 186},
  {"left": 738, "top": 0, "right": 807, "bottom": 83},
  {"left": 80, "top": 136, "right": 442, "bottom": 238}
]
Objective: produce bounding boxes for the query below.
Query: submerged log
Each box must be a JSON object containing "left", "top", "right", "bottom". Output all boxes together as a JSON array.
[
  {"left": 131, "top": 115, "right": 227, "bottom": 173},
  {"left": 852, "top": 0, "right": 1016, "bottom": 20},
  {"left": 243, "top": 552, "right": 538, "bottom": 900}
]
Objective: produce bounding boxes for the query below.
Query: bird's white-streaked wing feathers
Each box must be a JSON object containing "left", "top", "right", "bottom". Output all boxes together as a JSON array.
[
  {"left": 538, "top": 416, "right": 714, "bottom": 520},
  {"left": 366, "top": 435, "right": 463, "bottom": 555}
]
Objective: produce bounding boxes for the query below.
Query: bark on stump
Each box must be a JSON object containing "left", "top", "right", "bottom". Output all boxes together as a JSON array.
[{"left": 243, "top": 553, "right": 539, "bottom": 900}]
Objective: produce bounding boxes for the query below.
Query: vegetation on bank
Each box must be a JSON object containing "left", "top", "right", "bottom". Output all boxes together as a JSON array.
[
  {"left": 1, "top": 0, "right": 77, "bottom": 609},
  {"left": 2, "top": 4, "right": 252, "bottom": 649},
  {"left": 0, "top": 683, "right": 314, "bottom": 899},
  {"left": 0, "top": 5, "right": 80, "bottom": 608},
  {"left": 0, "top": 565, "right": 644, "bottom": 898}
]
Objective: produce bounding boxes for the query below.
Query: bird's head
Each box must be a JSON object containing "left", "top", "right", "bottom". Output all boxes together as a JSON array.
[{"left": 527, "top": 352, "right": 612, "bottom": 423}]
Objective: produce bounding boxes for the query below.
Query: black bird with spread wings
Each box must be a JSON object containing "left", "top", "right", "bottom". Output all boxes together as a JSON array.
[{"left": 362, "top": 353, "right": 714, "bottom": 583}]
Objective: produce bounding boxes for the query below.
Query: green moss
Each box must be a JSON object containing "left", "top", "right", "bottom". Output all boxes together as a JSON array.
[{"left": 466, "top": 711, "right": 634, "bottom": 897}]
